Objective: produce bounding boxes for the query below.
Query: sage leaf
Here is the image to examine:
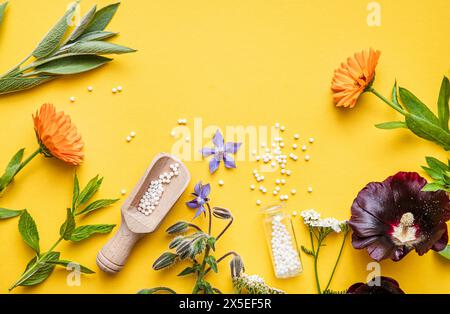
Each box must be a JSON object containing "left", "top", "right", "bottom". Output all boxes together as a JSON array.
[
  {"left": 76, "top": 198, "right": 118, "bottom": 216},
  {"left": 0, "top": 1, "right": 7, "bottom": 26},
  {"left": 69, "top": 224, "right": 115, "bottom": 242},
  {"left": 0, "top": 208, "right": 23, "bottom": 219},
  {"left": 32, "top": 55, "right": 112, "bottom": 75},
  {"left": 46, "top": 259, "right": 95, "bottom": 274},
  {"left": 437, "top": 76, "right": 450, "bottom": 131},
  {"left": 32, "top": 3, "right": 77, "bottom": 58},
  {"left": 439, "top": 246, "right": 450, "bottom": 260},
  {"left": 77, "top": 31, "right": 117, "bottom": 42},
  {"left": 375, "top": 121, "right": 407, "bottom": 130},
  {"left": 0, "top": 76, "right": 54, "bottom": 96},
  {"left": 68, "top": 5, "right": 97, "bottom": 42},
  {"left": 399, "top": 87, "right": 440, "bottom": 125},
  {"left": 13, "top": 252, "right": 60, "bottom": 289},
  {"left": 0, "top": 148, "right": 24, "bottom": 191},
  {"left": 84, "top": 3, "right": 120, "bottom": 34},
  {"left": 18, "top": 210, "right": 40, "bottom": 254},
  {"left": 77, "top": 175, "right": 103, "bottom": 207},
  {"left": 72, "top": 173, "right": 80, "bottom": 210},
  {"left": 137, "top": 287, "right": 177, "bottom": 294},
  {"left": 59, "top": 208, "right": 76, "bottom": 240},
  {"left": 405, "top": 113, "right": 450, "bottom": 150},
  {"left": 65, "top": 41, "right": 136, "bottom": 55}
]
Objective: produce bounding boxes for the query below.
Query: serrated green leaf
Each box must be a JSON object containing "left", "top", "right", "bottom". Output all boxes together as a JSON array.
[
  {"left": 76, "top": 198, "right": 118, "bottom": 216},
  {"left": 0, "top": 208, "right": 23, "bottom": 219},
  {"left": 32, "top": 3, "right": 77, "bottom": 58},
  {"left": 438, "top": 246, "right": 450, "bottom": 260},
  {"left": 77, "top": 31, "right": 117, "bottom": 42},
  {"left": 0, "top": 76, "right": 54, "bottom": 96},
  {"left": 0, "top": 2, "right": 8, "bottom": 26},
  {"left": 425, "top": 156, "right": 448, "bottom": 172},
  {"left": 32, "top": 55, "right": 112, "bottom": 75},
  {"left": 375, "top": 121, "right": 407, "bottom": 130},
  {"left": 205, "top": 256, "right": 218, "bottom": 273},
  {"left": 399, "top": 87, "right": 440, "bottom": 124},
  {"left": 421, "top": 166, "right": 444, "bottom": 181},
  {"left": 72, "top": 173, "right": 80, "bottom": 210},
  {"left": 421, "top": 182, "right": 446, "bottom": 192},
  {"left": 46, "top": 259, "right": 95, "bottom": 274},
  {"left": 59, "top": 208, "right": 76, "bottom": 240},
  {"left": 65, "top": 41, "right": 136, "bottom": 55},
  {"left": 12, "top": 252, "right": 60, "bottom": 289},
  {"left": 69, "top": 224, "right": 115, "bottom": 242},
  {"left": 18, "top": 210, "right": 40, "bottom": 254},
  {"left": 68, "top": 5, "right": 97, "bottom": 41},
  {"left": 437, "top": 76, "right": 450, "bottom": 132},
  {"left": 0, "top": 148, "right": 24, "bottom": 192},
  {"left": 405, "top": 113, "right": 450, "bottom": 150},
  {"left": 76, "top": 175, "right": 103, "bottom": 207},
  {"left": 207, "top": 237, "right": 216, "bottom": 251},
  {"left": 84, "top": 3, "right": 120, "bottom": 34}
]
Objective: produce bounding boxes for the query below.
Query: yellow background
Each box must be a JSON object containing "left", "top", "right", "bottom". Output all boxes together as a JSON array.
[{"left": 0, "top": 0, "right": 449, "bottom": 294}]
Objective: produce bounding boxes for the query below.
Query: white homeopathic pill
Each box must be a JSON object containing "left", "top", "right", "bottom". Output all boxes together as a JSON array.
[
  {"left": 302, "top": 145, "right": 307, "bottom": 151},
  {"left": 292, "top": 144, "right": 298, "bottom": 149},
  {"left": 112, "top": 87, "right": 118, "bottom": 93},
  {"left": 280, "top": 126, "right": 285, "bottom": 131},
  {"left": 130, "top": 131, "right": 136, "bottom": 138},
  {"left": 291, "top": 189, "right": 297, "bottom": 194},
  {"left": 218, "top": 180, "right": 224, "bottom": 186},
  {"left": 70, "top": 96, "right": 76, "bottom": 102},
  {"left": 309, "top": 137, "right": 315, "bottom": 143},
  {"left": 250, "top": 184, "right": 255, "bottom": 190},
  {"left": 117, "top": 86, "right": 123, "bottom": 92},
  {"left": 308, "top": 187, "right": 313, "bottom": 193},
  {"left": 256, "top": 200, "right": 261, "bottom": 205},
  {"left": 185, "top": 136, "right": 190, "bottom": 142},
  {"left": 87, "top": 86, "right": 93, "bottom": 92},
  {"left": 126, "top": 136, "right": 132, "bottom": 142},
  {"left": 305, "top": 155, "right": 310, "bottom": 161},
  {"left": 121, "top": 189, "right": 127, "bottom": 195},
  {"left": 294, "top": 134, "right": 299, "bottom": 140}
]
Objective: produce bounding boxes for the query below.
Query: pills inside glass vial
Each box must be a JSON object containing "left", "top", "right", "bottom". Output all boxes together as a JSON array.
[{"left": 137, "top": 163, "right": 180, "bottom": 216}]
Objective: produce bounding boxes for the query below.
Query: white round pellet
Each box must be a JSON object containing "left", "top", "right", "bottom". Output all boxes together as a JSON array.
[
  {"left": 273, "top": 190, "right": 278, "bottom": 195},
  {"left": 292, "top": 144, "right": 298, "bottom": 149},
  {"left": 284, "top": 195, "right": 289, "bottom": 200},
  {"left": 305, "top": 155, "right": 310, "bottom": 161},
  {"left": 281, "top": 169, "right": 286, "bottom": 174},
  {"left": 256, "top": 200, "right": 261, "bottom": 205},
  {"left": 170, "top": 131, "right": 176, "bottom": 137},
  {"left": 280, "top": 126, "right": 285, "bottom": 131},
  {"left": 218, "top": 180, "right": 224, "bottom": 186},
  {"left": 112, "top": 88, "right": 117, "bottom": 93},
  {"left": 117, "top": 86, "right": 123, "bottom": 92},
  {"left": 294, "top": 134, "right": 299, "bottom": 140},
  {"left": 286, "top": 170, "right": 291, "bottom": 176},
  {"left": 255, "top": 156, "right": 261, "bottom": 161},
  {"left": 307, "top": 187, "right": 313, "bottom": 193},
  {"left": 250, "top": 184, "right": 255, "bottom": 190},
  {"left": 88, "top": 86, "right": 93, "bottom": 92},
  {"left": 291, "top": 189, "right": 296, "bottom": 194},
  {"left": 275, "top": 179, "right": 281, "bottom": 184},
  {"left": 279, "top": 142, "right": 285, "bottom": 148},
  {"left": 292, "top": 211, "right": 297, "bottom": 216},
  {"left": 70, "top": 96, "right": 76, "bottom": 102},
  {"left": 309, "top": 137, "right": 314, "bottom": 143},
  {"left": 185, "top": 136, "right": 190, "bottom": 142},
  {"left": 262, "top": 188, "right": 267, "bottom": 193},
  {"left": 126, "top": 136, "right": 132, "bottom": 142},
  {"left": 302, "top": 145, "right": 307, "bottom": 151},
  {"left": 121, "top": 189, "right": 127, "bottom": 195},
  {"left": 275, "top": 186, "right": 280, "bottom": 191},
  {"left": 130, "top": 131, "right": 136, "bottom": 138},
  {"left": 281, "top": 179, "right": 286, "bottom": 185},
  {"left": 275, "top": 123, "right": 280, "bottom": 128}
]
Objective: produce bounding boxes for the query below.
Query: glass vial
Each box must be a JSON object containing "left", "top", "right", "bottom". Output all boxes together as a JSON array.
[{"left": 262, "top": 204, "right": 302, "bottom": 278}]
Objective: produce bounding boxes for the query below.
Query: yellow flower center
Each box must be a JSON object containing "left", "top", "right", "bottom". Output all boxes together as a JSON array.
[{"left": 392, "top": 212, "right": 417, "bottom": 244}]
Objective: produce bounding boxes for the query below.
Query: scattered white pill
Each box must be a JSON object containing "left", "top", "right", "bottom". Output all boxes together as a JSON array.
[
  {"left": 170, "top": 131, "right": 176, "bottom": 137},
  {"left": 130, "top": 131, "right": 136, "bottom": 138},
  {"left": 292, "top": 211, "right": 297, "bottom": 216},
  {"left": 302, "top": 145, "right": 307, "bottom": 151},
  {"left": 273, "top": 190, "right": 278, "bottom": 195},
  {"left": 112, "top": 87, "right": 118, "bottom": 93},
  {"left": 250, "top": 184, "right": 255, "bottom": 190},
  {"left": 87, "top": 86, "right": 93, "bottom": 92},
  {"left": 275, "top": 123, "right": 280, "bottom": 128},
  {"left": 70, "top": 96, "right": 76, "bottom": 102},
  {"left": 185, "top": 136, "right": 190, "bottom": 142},
  {"left": 255, "top": 156, "right": 261, "bottom": 161},
  {"left": 262, "top": 188, "right": 267, "bottom": 193},
  {"left": 275, "top": 179, "right": 281, "bottom": 184},
  {"left": 256, "top": 200, "right": 261, "bottom": 205},
  {"left": 280, "top": 126, "right": 285, "bottom": 132},
  {"left": 121, "top": 189, "right": 127, "bottom": 195},
  {"left": 309, "top": 137, "right": 314, "bottom": 143},
  {"left": 286, "top": 170, "right": 291, "bottom": 176},
  {"left": 271, "top": 161, "right": 276, "bottom": 167},
  {"left": 279, "top": 142, "right": 285, "bottom": 148},
  {"left": 292, "top": 144, "right": 298, "bottom": 149},
  {"left": 261, "top": 142, "right": 266, "bottom": 147},
  {"left": 275, "top": 186, "right": 280, "bottom": 191},
  {"left": 305, "top": 155, "right": 310, "bottom": 161},
  {"left": 294, "top": 134, "right": 299, "bottom": 140},
  {"left": 281, "top": 169, "right": 286, "bottom": 174},
  {"left": 117, "top": 86, "right": 123, "bottom": 92},
  {"left": 308, "top": 187, "right": 313, "bottom": 193},
  {"left": 281, "top": 179, "right": 286, "bottom": 185},
  {"left": 291, "top": 189, "right": 297, "bottom": 195},
  {"left": 126, "top": 136, "right": 132, "bottom": 142},
  {"left": 218, "top": 180, "right": 224, "bottom": 186}
]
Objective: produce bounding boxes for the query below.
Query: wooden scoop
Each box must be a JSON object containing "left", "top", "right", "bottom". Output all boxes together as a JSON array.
[{"left": 97, "top": 153, "right": 190, "bottom": 274}]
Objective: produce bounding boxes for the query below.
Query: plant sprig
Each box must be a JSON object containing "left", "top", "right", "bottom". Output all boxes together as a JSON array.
[
  {"left": 421, "top": 156, "right": 450, "bottom": 192},
  {"left": 0, "top": 1, "right": 135, "bottom": 96},
  {"left": 7, "top": 173, "right": 118, "bottom": 291}
]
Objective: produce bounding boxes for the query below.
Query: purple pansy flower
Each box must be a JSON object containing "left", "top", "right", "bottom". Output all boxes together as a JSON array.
[
  {"left": 200, "top": 130, "right": 242, "bottom": 173},
  {"left": 186, "top": 181, "right": 211, "bottom": 218}
]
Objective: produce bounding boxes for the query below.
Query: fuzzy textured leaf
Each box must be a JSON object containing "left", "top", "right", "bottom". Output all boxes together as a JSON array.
[
  {"left": 18, "top": 210, "right": 40, "bottom": 254},
  {"left": 68, "top": 5, "right": 97, "bottom": 41},
  {"left": 69, "top": 224, "right": 115, "bottom": 242},
  {"left": 0, "top": 148, "right": 24, "bottom": 191},
  {"left": 437, "top": 76, "right": 450, "bottom": 131},
  {"left": 399, "top": 87, "right": 440, "bottom": 124},
  {"left": 32, "top": 4, "right": 76, "bottom": 58},
  {"left": 84, "top": 3, "right": 120, "bottom": 34},
  {"left": 32, "top": 55, "right": 111, "bottom": 75},
  {"left": 405, "top": 113, "right": 450, "bottom": 150},
  {"left": 77, "top": 31, "right": 117, "bottom": 42},
  {"left": 0, "top": 76, "right": 54, "bottom": 95},
  {"left": 0, "top": 208, "right": 23, "bottom": 219},
  {"left": 66, "top": 41, "right": 136, "bottom": 55}
]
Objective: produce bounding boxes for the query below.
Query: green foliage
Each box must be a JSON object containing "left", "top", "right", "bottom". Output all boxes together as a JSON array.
[{"left": 421, "top": 156, "right": 450, "bottom": 192}]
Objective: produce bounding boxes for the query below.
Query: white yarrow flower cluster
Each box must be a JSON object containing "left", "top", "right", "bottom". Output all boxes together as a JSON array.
[{"left": 300, "top": 209, "right": 347, "bottom": 233}]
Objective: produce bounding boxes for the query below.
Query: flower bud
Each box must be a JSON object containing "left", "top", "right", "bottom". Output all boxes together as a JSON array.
[
  {"left": 152, "top": 252, "right": 178, "bottom": 270},
  {"left": 168, "top": 236, "right": 184, "bottom": 249},
  {"left": 213, "top": 207, "right": 233, "bottom": 220},
  {"left": 166, "top": 221, "right": 189, "bottom": 234},
  {"left": 230, "top": 254, "right": 245, "bottom": 278}
]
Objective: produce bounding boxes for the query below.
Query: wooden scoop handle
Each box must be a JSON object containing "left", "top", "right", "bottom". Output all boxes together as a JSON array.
[{"left": 96, "top": 222, "right": 144, "bottom": 274}]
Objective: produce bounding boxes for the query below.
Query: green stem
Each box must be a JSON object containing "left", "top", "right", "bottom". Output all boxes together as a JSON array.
[
  {"left": 16, "top": 148, "right": 42, "bottom": 173},
  {"left": 9, "top": 236, "right": 63, "bottom": 291},
  {"left": 313, "top": 238, "right": 322, "bottom": 294},
  {"left": 204, "top": 251, "right": 237, "bottom": 276},
  {"left": 192, "top": 245, "right": 211, "bottom": 294},
  {"left": 324, "top": 230, "right": 349, "bottom": 292},
  {"left": 0, "top": 53, "right": 32, "bottom": 78},
  {"left": 215, "top": 216, "right": 233, "bottom": 241},
  {"left": 367, "top": 87, "right": 407, "bottom": 115},
  {"left": 206, "top": 203, "right": 212, "bottom": 235}
]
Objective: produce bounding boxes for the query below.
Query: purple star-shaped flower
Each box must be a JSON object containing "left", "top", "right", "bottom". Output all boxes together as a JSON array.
[
  {"left": 200, "top": 130, "right": 242, "bottom": 173},
  {"left": 186, "top": 181, "right": 211, "bottom": 218}
]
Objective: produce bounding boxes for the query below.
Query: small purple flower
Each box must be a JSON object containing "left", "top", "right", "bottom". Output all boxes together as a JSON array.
[
  {"left": 200, "top": 130, "right": 242, "bottom": 174},
  {"left": 186, "top": 181, "right": 211, "bottom": 218}
]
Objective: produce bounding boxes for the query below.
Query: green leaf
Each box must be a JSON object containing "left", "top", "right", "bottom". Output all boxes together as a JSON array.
[
  {"left": 46, "top": 259, "right": 95, "bottom": 274},
  {"left": 72, "top": 173, "right": 80, "bottom": 210},
  {"left": 137, "top": 287, "right": 177, "bottom": 294},
  {"left": 59, "top": 208, "right": 76, "bottom": 240},
  {"left": 405, "top": 113, "right": 450, "bottom": 150},
  {"left": 32, "top": 3, "right": 77, "bottom": 58},
  {"left": 375, "top": 121, "right": 407, "bottom": 130},
  {"left": 0, "top": 208, "right": 23, "bottom": 219},
  {"left": 437, "top": 76, "right": 450, "bottom": 131},
  {"left": 438, "top": 246, "right": 450, "bottom": 260},
  {"left": 177, "top": 266, "right": 196, "bottom": 277},
  {"left": 18, "top": 210, "right": 40, "bottom": 254},
  {"left": 76, "top": 175, "right": 103, "bottom": 207},
  {"left": 0, "top": 76, "right": 54, "bottom": 96},
  {"left": 301, "top": 245, "right": 314, "bottom": 256},
  {"left": 399, "top": 87, "right": 440, "bottom": 124},
  {"left": 68, "top": 5, "right": 97, "bottom": 41},
  {"left": 84, "top": 3, "right": 120, "bottom": 34},
  {"left": 77, "top": 31, "right": 118, "bottom": 42},
  {"left": 0, "top": 2, "right": 8, "bottom": 26},
  {"left": 391, "top": 81, "right": 401, "bottom": 108},
  {"left": 65, "top": 41, "right": 136, "bottom": 55},
  {"left": 421, "top": 166, "right": 444, "bottom": 181},
  {"left": 0, "top": 148, "right": 24, "bottom": 191},
  {"left": 69, "top": 224, "right": 115, "bottom": 242},
  {"left": 76, "top": 198, "right": 118, "bottom": 216},
  {"left": 207, "top": 237, "right": 216, "bottom": 251},
  {"left": 13, "top": 252, "right": 60, "bottom": 289},
  {"left": 205, "top": 256, "right": 218, "bottom": 273},
  {"left": 32, "top": 55, "right": 112, "bottom": 75},
  {"left": 421, "top": 182, "right": 446, "bottom": 192},
  {"left": 425, "top": 156, "right": 448, "bottom": 172}
]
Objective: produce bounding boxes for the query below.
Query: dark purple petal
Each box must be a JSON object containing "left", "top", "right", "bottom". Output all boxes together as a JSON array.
[
  {"left": 209, "top": 158, "right": 220, "bottom": 173},
  {"left": 223, "top": 154, "right": 236, "bottom": 169},
  {"left": 365, "top": 236, "right": 396, "bottom": 261},
  {"left": 415, "top": 223, "right": 448, "bottom": 255},
  {"left": 186, "top": 199, "right": 199, "bottom": 209},
  {"left": 225, "top": 142, "right": 242, "bottom": 154},
  {"left": 200, "top": 147, "right": 215, "bottom": 157},
  {"left": 213, "top": 130, "right": 224, "bottom": 149},
  {"left": 432, "top": 226, "right": 448, "bottom": 252},
  {"left": 200, "top": 183, "right": 211, "bottom": 199},
  {"left": 194, "top": 182, "right": 202, "bottom": 195}
]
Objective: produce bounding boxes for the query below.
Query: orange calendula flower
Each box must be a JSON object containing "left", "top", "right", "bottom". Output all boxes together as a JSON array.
[
  {"left": 33, "top": 103, "right": 84, "bottom": 165},
  {"left": 331, "top": 48, "right": 381, "bottom": 108}
]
